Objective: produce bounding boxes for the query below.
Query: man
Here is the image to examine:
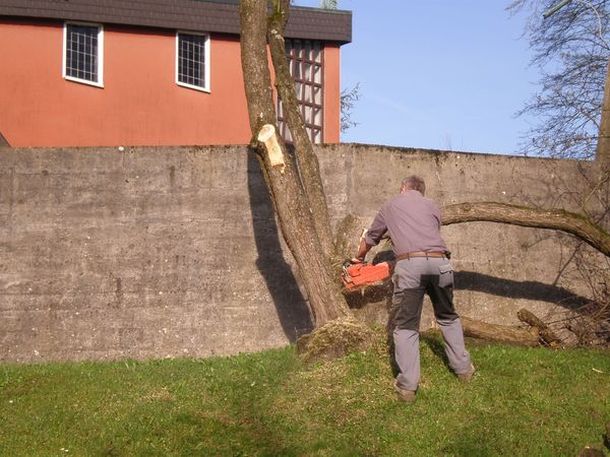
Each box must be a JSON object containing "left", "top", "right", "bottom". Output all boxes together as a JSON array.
[{"left": 355, "top": 175, "right": 474, "bottom": 403}]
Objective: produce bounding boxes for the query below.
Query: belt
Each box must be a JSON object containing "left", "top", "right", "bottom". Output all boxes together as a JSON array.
[{"left": 395, "top": 251, "right": 448, "bottom": 261}]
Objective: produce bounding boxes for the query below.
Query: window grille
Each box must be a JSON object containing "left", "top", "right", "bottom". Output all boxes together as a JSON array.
[
  {"left": 278, "top": 39, "right": 324, "bottom": 144},
  {"left": 177, "top": 32, "right": 209, "bottom": 91},
  {"left": 64, "top": 23, "right": 102, "bottom": 86}
]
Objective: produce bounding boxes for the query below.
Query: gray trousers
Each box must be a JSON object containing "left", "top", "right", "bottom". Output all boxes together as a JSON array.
[{"left": 391, "top": 257, "right": 471, "bottom": 391}]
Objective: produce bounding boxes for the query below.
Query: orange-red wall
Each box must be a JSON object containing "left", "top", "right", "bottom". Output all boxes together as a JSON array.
[
  {"left": 0, "top": 19, "right": 341, "bottom": 147},
  {"left": 323, "top": 44, "right": 341, "bottom": 142}
]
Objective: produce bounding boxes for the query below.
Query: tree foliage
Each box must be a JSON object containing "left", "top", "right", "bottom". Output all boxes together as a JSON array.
[
  {"left": 508, "top": 0, "right": 610, "bottom": 159},
  {"left": 320, "top": 0, "right": 338, "bottom": 9}
]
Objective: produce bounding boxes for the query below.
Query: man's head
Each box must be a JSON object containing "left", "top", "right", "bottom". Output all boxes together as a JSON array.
[{"left": 400, "top": 175, "right": 426, "bottom": 195}]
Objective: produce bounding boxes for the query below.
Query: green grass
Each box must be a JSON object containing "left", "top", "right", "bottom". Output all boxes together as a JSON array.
[{"left": 1, "top": 331, "right": 609, "bottom": 456}]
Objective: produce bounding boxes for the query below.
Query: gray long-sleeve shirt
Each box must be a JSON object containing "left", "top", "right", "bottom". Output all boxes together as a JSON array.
[{"left": 364, "top": 190, "right": 448, "bottom": 255}]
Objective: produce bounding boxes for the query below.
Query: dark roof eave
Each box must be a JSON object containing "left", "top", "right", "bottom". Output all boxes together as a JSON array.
[{"left": 0, "top": 0, "right": 352, "bottom": 44}]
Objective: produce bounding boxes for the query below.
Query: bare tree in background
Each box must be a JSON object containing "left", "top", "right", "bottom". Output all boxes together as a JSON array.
[
  {"left": 340, "top": 83, "right": 360, "bottom": 133},
  {"left": 507, "top": 0, "right": 609, "bottom": 160},
  {"left": 320, "top": 0, "right": 337, "bottom": 9}
]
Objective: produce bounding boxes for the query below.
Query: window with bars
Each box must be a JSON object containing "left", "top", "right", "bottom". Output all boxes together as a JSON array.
[
  {"left": 63, "top": 23, "right": 103, "bottom": 86},
  {"left": 278, "top": 39, "right": 324, "bottom": 144},
  {"left": 176, "top": 32, "right": 210, "bottom": 92}
]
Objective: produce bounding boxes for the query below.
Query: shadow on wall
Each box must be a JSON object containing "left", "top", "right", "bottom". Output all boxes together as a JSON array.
[
  {"left": 345, "top": 266, "right": 590, "bottom": 311},
  {"left": 247, "top": 150, "right": 313, "bottom": 341},
  {"left": 365, "top": 250, "right": 591, "bottom": 310},
  {"left": 454, "top": 271, "right": 590, "bottom": 310},
  {"left": 0, "top": 131, "right": 9, "bottom": 147}
]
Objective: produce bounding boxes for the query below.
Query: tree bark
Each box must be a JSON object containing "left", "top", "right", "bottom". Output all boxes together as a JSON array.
[
  {"left": 239, "top": 0, "right": 350, "bottom": 326},
  {"left": 267, "top": 1, "right": 335, "bottom": 258},
  {"left": 442, "top": 202, "right": 610, "bottom": 257}
]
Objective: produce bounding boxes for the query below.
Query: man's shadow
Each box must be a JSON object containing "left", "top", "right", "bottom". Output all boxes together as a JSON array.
[{"left": 246, "top": 150, "right": 313, "bottom": 341}]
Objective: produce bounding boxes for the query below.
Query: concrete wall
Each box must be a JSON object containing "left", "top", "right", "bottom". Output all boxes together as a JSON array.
[{"left": 0, "top": 145, "right": 604, "bottom": 362}]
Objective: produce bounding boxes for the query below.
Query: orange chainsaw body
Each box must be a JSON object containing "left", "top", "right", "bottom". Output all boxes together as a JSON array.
[{"left": 341, "top": 262, "right": 391, "bottom": 291}]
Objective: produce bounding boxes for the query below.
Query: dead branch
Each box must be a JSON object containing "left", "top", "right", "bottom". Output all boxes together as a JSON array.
[
  {"left": 517, "top": 308, "right": 563, "bottom": 346},
  {"left": 442, "top": 202, "right": 610, "bottom": 257},
  {"left": 461, "top": 316, "right": 540, "bottom": 346}
]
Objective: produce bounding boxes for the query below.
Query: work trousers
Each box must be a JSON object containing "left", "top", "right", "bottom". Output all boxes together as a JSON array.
[{"left": 391, "top": 257, "right": 471, "bottom": 391}]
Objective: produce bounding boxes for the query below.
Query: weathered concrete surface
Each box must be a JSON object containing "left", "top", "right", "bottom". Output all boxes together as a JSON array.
[
  {"left": 319, "top": 144, "right": 606, "bottom": 331},
  {"left": 0, "top": 147, "right": 311, "bottom": 362},
  {"left": 0, "top": 144, "right": 605, "bottom": 361}
]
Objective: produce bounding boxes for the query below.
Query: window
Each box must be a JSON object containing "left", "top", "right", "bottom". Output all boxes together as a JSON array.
[
  {"left": 63, "top": 22, "right": 103, "bottom": 87},
  {"left": 176, "top": 32, "right": 210, "bottom": 92},
  {"left": 278, "top": 39, "right": 324, "bottom": 144}
]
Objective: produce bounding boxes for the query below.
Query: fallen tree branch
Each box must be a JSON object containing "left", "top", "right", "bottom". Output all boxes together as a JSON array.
[
  {"left": 442, "top": 202, "right": 610, "bottom": 257},
  {"left": 461, "top": 316, "right": 539, "bottom": 346},
  {"left": 517, "top": 308, "right": 563, "bottom": 346}
]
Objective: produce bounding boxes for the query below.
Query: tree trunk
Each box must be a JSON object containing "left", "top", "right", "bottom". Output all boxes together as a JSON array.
[
  {"left": 597, "top": 58, "right": 610, "bottom": 174},
  {"left": 239, "top": 0, "right": 350, "bottom": 326},
  {"left": 267, "top": 0, "right": 335, "bottom": 259},
  {"left": 442, "top": 202, "right": 610, "bottom": 257}
]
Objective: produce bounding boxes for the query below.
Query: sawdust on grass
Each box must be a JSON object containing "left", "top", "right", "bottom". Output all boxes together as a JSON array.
[{"left": 296, "top": 317, "right": 376, "bottom": 364}]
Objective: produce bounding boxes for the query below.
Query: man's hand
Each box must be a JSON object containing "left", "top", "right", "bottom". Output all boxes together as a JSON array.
[
  {"left": 355, "top": 238, "right": 371, "bottom": 263},
  {"left": 349, "top": 257, "right": 364, "bottom": 264}
]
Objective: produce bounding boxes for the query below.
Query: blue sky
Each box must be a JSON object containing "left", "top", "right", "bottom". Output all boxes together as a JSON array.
[{"left": 294, "top": 1, "right": 540, "bottom": 155}]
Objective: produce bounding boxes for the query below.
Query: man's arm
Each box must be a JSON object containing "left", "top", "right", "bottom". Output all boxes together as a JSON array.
[{"left": 354, "top": 210, "right": 387, "bottom": 262}]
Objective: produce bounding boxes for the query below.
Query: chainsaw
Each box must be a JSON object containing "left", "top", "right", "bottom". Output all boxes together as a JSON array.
[{"left": 341, "top": 260, "right": 391, "bottom": 291}]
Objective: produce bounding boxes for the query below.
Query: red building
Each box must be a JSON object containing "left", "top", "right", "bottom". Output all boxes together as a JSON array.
[{"left": 0, "top": 0, "right": 351, "bottom": 147}]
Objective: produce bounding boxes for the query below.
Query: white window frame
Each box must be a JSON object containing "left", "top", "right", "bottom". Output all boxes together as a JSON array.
[
  {"left": 175, "top": 31, "right": 210, "bottom": 93},
  {"left": 62, "top": 21, "right": 104, "bottom": 88}
]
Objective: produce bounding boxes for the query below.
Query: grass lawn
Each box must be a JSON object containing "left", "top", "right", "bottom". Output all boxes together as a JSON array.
[{"left": 1, "top": 330, "right": 609, "bottom": 456}]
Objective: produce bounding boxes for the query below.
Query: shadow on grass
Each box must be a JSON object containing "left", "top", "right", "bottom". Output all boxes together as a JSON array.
[
  {"left": 421, "top": 332, "right": 452, "bottom": 372},
  {"left": 440, "top": 431, "right": 502, "bottom": 457}
]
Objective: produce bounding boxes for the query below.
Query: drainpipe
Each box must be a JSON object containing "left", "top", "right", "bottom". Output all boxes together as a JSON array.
[{"left": 597, "top": 59, "right": 610, "bottom": 173}]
